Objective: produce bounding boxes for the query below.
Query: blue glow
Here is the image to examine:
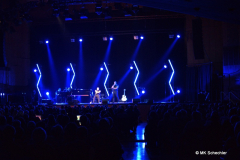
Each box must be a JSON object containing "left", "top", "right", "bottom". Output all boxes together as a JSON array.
[
  {"left": 0, "top": 93, "right": 2, "bottom": 96},
  {"left": 131, "top": 39, "right": 143, "bottom": 61},
  {"left": 130, "top": 66, "right": 133, "bottom": 70},
  {"left": 142, "top": 90, "right": 145, "bottom": 94},
  {"left": 133, "top": 61, "right": 140, "bottom": 95},
  {"left": 110, "top": 37, "right": 113, "bottom": 41},
  {"left": 45, "top": 40, "right": 49, "bottom": 44},
  {"left": 100, "top": 67, "right": 103, "bottom": 71},
  {"left": 46, "top": 92, "right": 49, "bottom": 96},
  {"left": 34, "top": 69, "right": 37, "bottom": 72},
  {"left": 153, "top": 38, "right": 178, "bottom": 71},
  {"left": 2, "top": 93, "right": 4, "bottom": 96},
  {"left": 140, "top": 36, "right": 144, "bottom": 39},
  {"left": 67, "top": 68, "right": 70, "bottom": 72},
  {"left": 177, "top": 90, "right": 181, "bottom": 94},
  {"left": 164, "top": 65, "right": 167, "bottom": 68},
  {"left": 70, "top": 63, "right": 75, "bottom": 89},
  {"left": 177, "top": 35, "right": 180, "bottom": 38},
  {"left": 141, "top": 68, "right": 164, "bottom": 87},
  {"left": 104, "top": 62, "right": 109, "bottom": 96},
  {"left": 168, "top": 59, "right": 175, "bottom": 95},
  {"left": 118, "top": 69, "right": 131, "bottom": 85},
  {"left": 91, "top": 70, "right": 103, "bottom": 90},
  {"left": 36, "top": 64, "right": 42, "bottom": 97},
  {"left": 79, "top": 39, "right": 82, "bottom": 42},
  {"left": 79, "top": 39, "right": 84, "bottom": 87},
  {"left": 104, "top": 40, "right": 113, "bottom": 62}
]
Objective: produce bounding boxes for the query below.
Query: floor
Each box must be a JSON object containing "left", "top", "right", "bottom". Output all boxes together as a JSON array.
[
  {"left": 121, "top": 123, "right": 177, "bottom": 160},
  {"left": 121, "top": 123, "right": 150, "bottom": 160}
]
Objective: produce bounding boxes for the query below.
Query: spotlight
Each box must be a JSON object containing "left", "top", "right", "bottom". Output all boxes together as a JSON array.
[
  {"left": 130, "top": 66, "right": 133, "bottom": 70},
  {"left": 177, "top": 35, "right": 180, "bottom": 38},
  {"left": 177, "top": 90, "right": 181, "bottom": 94},
  {"left": 142, "top": 90, "right": 145, "bottom": 94},
  {"left": 79, "top": 39, "right": 82, "bottom": 42},
  {"left": 0, "top": 93, "right": 2, "bottom": 96},
  {"left": 140, "top": 36, "right": 144, "bottom": 40},
  {"left": 45, "top": 40, "right": 49, "bottom": 44},
  {"left": 100, "top": 67, "right": 103, "bottom": 71},
  {"left": 46, "top": 92, "right": 49, "bottom": 96},
  {"left": 67, "top": 68, "right": 70, "bottom": 72},
  {"left": 110, "top": 37, "right": 113, "bottom": 41},
  {"left": 103, "top": 37, "right": 108, "bottom": 41},
  {"left": 2, "top": 93, "right": 4, "bottom": 96},
  {"left": 164, "top": 65, "right": 167, "bottom": 69},
  {"left": 34, "top": 69, "right": 37, "bottom": 72}
]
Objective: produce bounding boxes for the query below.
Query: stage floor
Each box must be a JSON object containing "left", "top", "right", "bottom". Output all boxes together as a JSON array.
[
  {"left": 39, "top": 101, "right": 178, "bottom": 122},
  {"left": 41, "top": 101, "right": 177, "bottom": 106}
]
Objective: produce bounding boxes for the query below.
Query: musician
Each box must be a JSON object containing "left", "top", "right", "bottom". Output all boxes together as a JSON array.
[
  {"left": 111, "top": 81, "right": 119, "bottom": 102},
  {"left": 55, "top": 88, "right": 62, "bottom": 103},
  {"left": 93, "top": 87, "right": 101, "bottom": 103}
]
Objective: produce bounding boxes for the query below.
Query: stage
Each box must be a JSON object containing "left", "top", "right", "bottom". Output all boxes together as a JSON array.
[{"left": 38, "top": 101, "right": 178, "bottom": 122}]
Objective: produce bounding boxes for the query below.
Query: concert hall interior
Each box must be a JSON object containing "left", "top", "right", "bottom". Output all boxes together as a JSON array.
[{"left": 1, "top": 0, "right": 240, "bottom": 159}]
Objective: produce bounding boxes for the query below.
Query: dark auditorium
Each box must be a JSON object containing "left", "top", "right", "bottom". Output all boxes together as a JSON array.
[{"left": 1, "top": 0, "right": 240, "bottom": 159}]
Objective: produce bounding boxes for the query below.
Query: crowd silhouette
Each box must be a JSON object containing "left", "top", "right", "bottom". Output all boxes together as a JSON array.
[
  {"left": 0, "top": 104, "right": 140, "bottom": 160},
  {"left": 145, "top": 103, "right": 240, "bottom": 160}
]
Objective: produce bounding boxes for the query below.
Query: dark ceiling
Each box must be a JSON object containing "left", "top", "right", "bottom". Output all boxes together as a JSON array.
[
  {"left": 0, "top": 0, "right": 240, "bottom": 32},
  {"left": 114, "top": 0, "right": 240, "bottom": 24}
]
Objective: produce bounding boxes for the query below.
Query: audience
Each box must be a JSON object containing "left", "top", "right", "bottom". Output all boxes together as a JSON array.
[
  {"left": 145, "top": 103, "right": 240, "bottom": 160},
  {"left": 0, "top": 104, "right": 139, "bottom": 160},
  {"left": 2, "top": 102, "right": 240, "bottom": 159}
]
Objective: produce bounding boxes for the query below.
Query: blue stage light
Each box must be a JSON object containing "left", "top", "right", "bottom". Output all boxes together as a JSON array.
[
  {"left": 133, "top": 61, "right": 140, "bottom": 95},
  {"left": 36, "top": 64, "right": 42, "bottom": 97},
  {"left": 177, "top": 35, "right": 180, "bottom": 38},
  {"left": 177, "top": 90, "right": 181, "bottom": 94},
  {"left": 168, "top": 59, "right": 175, "bottom": 95},
  {"left": 100, "top": 67, "right": 103, "bottom": 71},
  {"left": 34, "top": 69, "right": 37, "bottom": 72},
  {"left": 70, "top": 63, "right": 75, "bottom": 89},
  {"left": 110, "top": 37, "right": 113, "bottom": 41},
  {"left": 45, "top": 40, "right": 49, "bottom": 44},
  {"left": 142, "top": 90, "right": 145, "bottom": 94},
  {"left": 140, "top": 36, "right": 144, "bottom": 40},
  {"left": 67, "top": 68, "right": 70, "bottom": 72},
  {"left": 46, "top": 92, "right": 49, "bottom": 96},
  {"left": 130, "top": 66, "right": 133, "bottom": 70},
  {"left": 164, "top": 65, "right": 167, "bottom": 68},
  {"left": 79, "top": 39, "right": 82, "bottom": 42},
  {"left": 2, "top": 93, "right": 4, "bottom": 96},
  {"left": 0, "top": 93, "right": 2, "bottom": 96},
  {"left": 104, "top": 62, "right": 109, "bottom": 96}
]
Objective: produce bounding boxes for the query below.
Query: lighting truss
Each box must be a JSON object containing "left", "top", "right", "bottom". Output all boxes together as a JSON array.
[
  {"left": 168, "top": 59, "right": 175, "bottom": 95},
  {"left": 70, "top": 63, "right": 75, "bottom": 89},
  {"left": 104, "top": 62, "right": 109, "bottom": 96},
  {"left": 133, "top": 61, "right": 139, "bottom": 95},
  {"left": 36, "top": 64, "right": 42, "bottom": 97}
]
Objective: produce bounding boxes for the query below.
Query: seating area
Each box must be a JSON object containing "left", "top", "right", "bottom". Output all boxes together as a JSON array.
[{"left": 0, "top": 104, "right": 139, "bottom": 160}]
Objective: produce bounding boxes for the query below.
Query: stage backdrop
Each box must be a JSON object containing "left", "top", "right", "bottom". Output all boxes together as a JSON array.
[{"left": 29, "top": 18, "right": 186, "bottom": 102}]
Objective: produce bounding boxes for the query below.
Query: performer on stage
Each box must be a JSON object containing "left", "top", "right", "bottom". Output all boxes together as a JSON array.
[
  {"left": 55, "top": 88, "right": 62, "bottom": 103},
  {"left": 111, "top": 81, "right": 119, "bottom": 102},
  {"left": 93, "top": 87, "right": 101, "bottom": 103}
]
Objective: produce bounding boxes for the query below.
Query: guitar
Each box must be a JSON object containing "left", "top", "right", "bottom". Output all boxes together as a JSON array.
[{"left": 121, "top": 89, "right": 127, "bottom": 102}]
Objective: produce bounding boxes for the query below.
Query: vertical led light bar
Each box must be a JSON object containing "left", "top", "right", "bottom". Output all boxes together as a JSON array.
[
  {"left": 104, "top": 62, "right": 109, "bottom": 96},
  {"left": 168, "top": 59, "right": 175, "bottom": 95},
  {"left": 36, "top": 64, "right": 42, "bottom": 97},
  {"left": 70, "top": 63, "right": 75, "bottom": 89},
  {"left": 133, "top": 61, "right": 139, "bottom": 95}
]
